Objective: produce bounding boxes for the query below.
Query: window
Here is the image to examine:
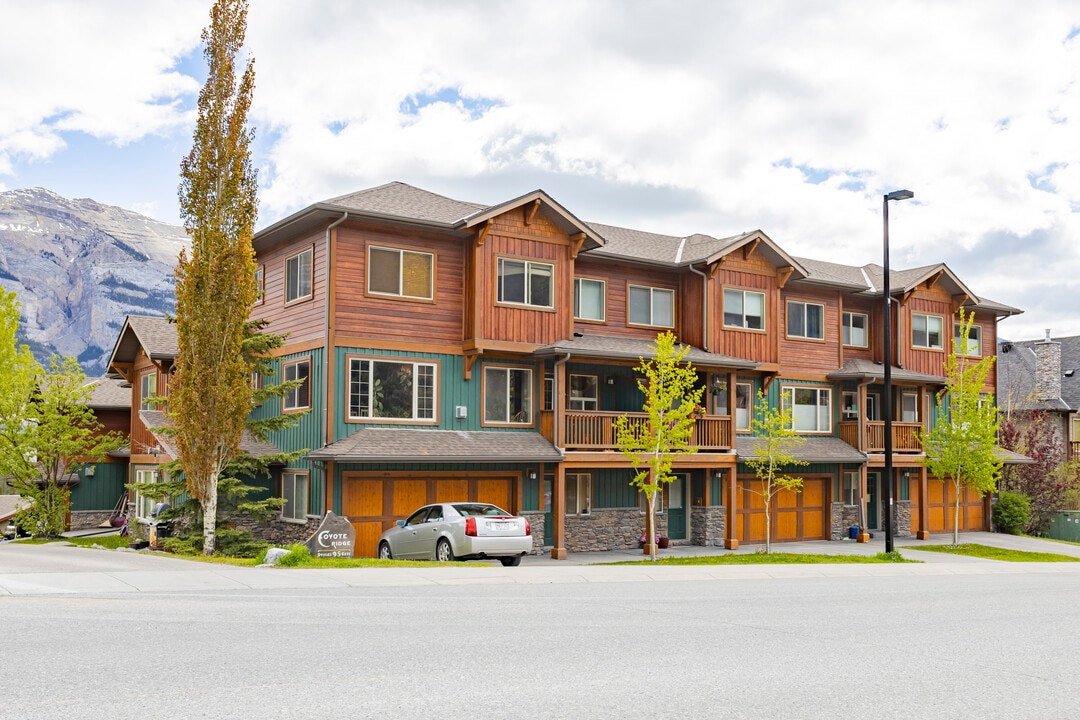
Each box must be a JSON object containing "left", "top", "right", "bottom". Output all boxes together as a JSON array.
[
  {"left": 281, "top": 471, "right": 310, "bottom": 521},
  {"left": 628, "top": 285, "right": 674, "bottom": 327},
  {"left": 254, "top": 265, "right": 264, "bottom": 305},
  {"left": 348, "top": 358, "right": 436, "bottom": 420},
  {"left": 568, "top": 374, "right": 598, "bottom": 410},
  {"left": 566, "top": 472, "right": 591, "bottom": 515},
  {"left": 543, "top": 373, "right": 554, "bottom": 411},
  {"left": 724, "top": 289, "right": 765, "bottom": 330},
  {"left": 912, "top": 313, "right": 943, "bottom": 349},
  {"left": 484, "top": 366, "right": 533, "bottom": 424},
  {"left": 787, "top": 301, "right": 824, "bottom": 340},
  {"left": 368, "top": 246, "right": 434, "bottom": 300},
  {"left": 842, "top": 471, "right": 860, "bottom": 506},
  {"left": 842, "top": 391, "right": 859, "bottom": 421},
  {"left": 574, "top": 278, "right": 606, "bottom": 322},
  {"left": 282, "top": 358, "right": 311, "bottom": 411},
  {"left": 866, "top": 393, "right": 880, "bottom": 421},
  {"left": 134, "top": 468, "right": 166, "bottom": 520},
  {"left": 953, "top": 322, "right": 982, "bottom": 356},
  {"left": 250, "top": 372, "right": 263, "bottom": 391},
  {"left": 140, "top": 372, "right": 157, "bottom": 411},
  {"left": 843, "top": 312, "right": 868, "bottom": 347},
  {"left": 735, "top": 382, "right": 753, "bottom": 430},
  {"left": 901, "top": 391, "right": 919, "bottom": 423},
  {"left": 285, "top": 247, "right": 313, "bottom": 303},
  {"left": 1071, "top": 416, "right": 1080, "bottom": 442},
  {"left": 782, "top": 386, "right": 832, "bottom": 433},
  {"left": 641, "top": 489, "right": 664, "bottom": 514},
  {"left": 711, "top": 375, "right": 728, "bottom": 415},
  {"left": 498, "top": 258, "right": 553, "bottom": 308}
]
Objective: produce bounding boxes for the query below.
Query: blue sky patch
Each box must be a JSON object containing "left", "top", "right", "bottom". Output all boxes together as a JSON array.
[
  {"left": 399, "top": 87, "right": 502, "bottom": 119},
  {"left": 1028, "top": 163, "right": 1065, "bottom": 192},
  {"left": 773, "top": 158, "right": 836, "bottom": 185}
]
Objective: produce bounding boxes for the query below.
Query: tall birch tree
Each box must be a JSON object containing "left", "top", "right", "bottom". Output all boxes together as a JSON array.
[{"left": 175, "top": 0, "right": 258, "bottom": 555}]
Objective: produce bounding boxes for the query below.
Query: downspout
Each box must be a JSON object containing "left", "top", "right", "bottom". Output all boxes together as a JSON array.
[
  {"left": 689, "top": 263, "right": 709, "bottom": 351},
  {"left": 552, "top": 352, "right": 571, "bottom": 454},
  {"left": 889, "top": 296, "right": 903, "bottom": 369},
  {"left": 322, "top": 212, "right": 348, "bottom": 515}
]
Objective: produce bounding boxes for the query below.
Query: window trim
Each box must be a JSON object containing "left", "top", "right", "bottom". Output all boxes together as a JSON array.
[
  {"left": 566, "top": 472, "right": 592, "bottom": 516},
  {"left": 627, "top": 283, "right": 676, "bottom": 329},
  {"left": 953, "top": 321, "right": 982, "bottom": 356},
  {"left": 781, "top": 384, "right": 833, "bottom": 434},
  {"left": 366, "top": 244, "right": 435, "bottom": 302},
  {"left": 912, "top": 312, "right": 944, "bottom": 350},
  {"left": 786, "top": 300, "right": 825, "bottom": 341},
  {"left": 345, "top": 355, "right": 439, "bottom": 424},
  {"left": 281, "top": 356, "right": 312, "bottom": 413},
  {"left": 842, "top": 390, "right": 859, "bottom": 421},
  {"left": 842, "top": 311, "right": 869, "bottom": 348},
  {"left": 496, "top": 256, "right": 555, "bottom": 310},
  {"left": 140, "top": 371, "right": 157, "bottom": 412},
  {"left": 723, "top": 287, "right": 767, "bottom": 332},
  {"left": 284, "top": 246, "right": 314, "bottom": 306},
  {"left": 568, "top": 374, "right": 599, "bottom": 411},
  {"left": 573, "top": 277, "right": 607, "bottom": 323},
  {"left": 281, "top": 470, "right": 311, "bottom": 523},
  {"left": 481, "top": 365, "right": 535, "bottom": 427},
  {"left": 900, "top": 390, "right": 919, "bottom": 423},
  {"left": 735, "top": 381, "right": 754, "bottom": 432}
]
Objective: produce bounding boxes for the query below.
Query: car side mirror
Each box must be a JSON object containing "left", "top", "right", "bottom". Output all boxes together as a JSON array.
[{"left": 396, "top": 520, "right": 405, "bottom": 527}]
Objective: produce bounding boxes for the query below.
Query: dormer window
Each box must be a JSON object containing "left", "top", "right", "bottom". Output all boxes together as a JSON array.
[
  {"left": 724, "top": 289, "right": 765, "bottom": 330},
  {"left": 497, "top": 258, "right": 553, "bottom": 308}
]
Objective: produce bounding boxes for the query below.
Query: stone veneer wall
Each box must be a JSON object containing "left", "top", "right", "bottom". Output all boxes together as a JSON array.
[
  {"left": 521, "top": 511, "right": 546, "bottom": 554},
  {"left": 690, "top": 506, "right": 725, "bottom": 546},
  {"left": 565, "top": 508, "right": 667, "bottom": 552},
  {"left": 831, "top": 504, "right": 860, "bottom": 540},
  {"left": 235, "top": 516, "right": 322, "bottom": 546},
  {"left": 891, "top": 501, "right": 912, "bottom": 537},
  {"left": 69, "top": 510, "right": 115, "bottom": 531}
]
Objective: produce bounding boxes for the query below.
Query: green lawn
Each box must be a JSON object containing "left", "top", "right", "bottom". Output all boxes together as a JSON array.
[
  {"left": 609, "top": 551, "right": 916, "bottom": 565},
  {"left": 914, "top": 543, "right": 1080, "bottom": 562}
]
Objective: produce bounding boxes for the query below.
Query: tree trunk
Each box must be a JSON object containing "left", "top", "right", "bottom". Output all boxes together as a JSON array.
[
  {"left": 952, "top": 479, "right": 961, "bottom": 547},
  {"left": 644, "top": 493, "right": 657, "bottom": 560},
  {"left": 202, "top": 472, "right": 219, "bottom": 556}
]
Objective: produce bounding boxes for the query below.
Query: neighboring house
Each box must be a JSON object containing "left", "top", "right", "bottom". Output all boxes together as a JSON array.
[
  {"left": 66, "top": 376, "right": 131, "bottom": 530},
  {"left": 243, "top": 181, "right": 1022, "bottom": 557},
  {"left": 997, "top": 331, "right": 1080, "bottom": 459}
]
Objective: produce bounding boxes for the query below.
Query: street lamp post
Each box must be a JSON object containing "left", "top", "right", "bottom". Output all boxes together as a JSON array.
[{"left": 882, "top": 189, "right": 913, "bottom": 554}]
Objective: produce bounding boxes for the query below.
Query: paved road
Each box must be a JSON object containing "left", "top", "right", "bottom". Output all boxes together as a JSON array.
[{"left": 2, "top": 535, "right": 1080, "bottom": 719}]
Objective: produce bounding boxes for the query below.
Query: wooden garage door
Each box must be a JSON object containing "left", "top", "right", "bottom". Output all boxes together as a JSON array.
[
  {"left": 926, "top": 478, "right": 985, "bottom": 533},
  {"left": 735, "top": 477, "right": 829, "bottom": 543},
  {"left": 342, "top": 474, "right": 516, "bottom": 557}
]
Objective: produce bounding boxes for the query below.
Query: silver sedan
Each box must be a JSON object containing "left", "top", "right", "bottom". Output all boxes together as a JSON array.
[{"left": 377, "top": 503, "right": 533, "bottom": 566}]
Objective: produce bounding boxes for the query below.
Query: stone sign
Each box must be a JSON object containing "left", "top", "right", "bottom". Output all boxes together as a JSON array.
[{"left": 304, "top": 511, "right": 356, "bottom": 558}]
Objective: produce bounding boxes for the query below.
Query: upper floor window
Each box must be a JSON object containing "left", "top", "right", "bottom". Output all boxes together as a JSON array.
[
  {"left": 787, "top": 301, "right": 824, "bottom": 340},
  {"left": 724, "top": 289, "right": 765, "bottom": 330},
  {"left": 348, "top": 357, "right": 436, "bottom": 420},
  {"left": 368, "top": 246, "right": 434, "bottom": 300},
  {"left": 628, "top": 284, "right": 674, "bottom": 327},
  {"left": 484, "top": 366, "right": 533, "bottom": 424},
  {"left": 498, "top": 258, "right": 552, "bottom": 308},
  {"left": 912, "top": 313, "right": 943, "bottom": 349},
  {"left": 953, "top": 322, "right": 981, "bottom": 356},
  {"left": 901, "top": 391, "right": 919, "bottom": 423},
  {"left": 843, "top": 311, "right": 868, "bottom": 347},
  {"left": 140, "top": 372, "right": 157, "bottom": 411},
  {"left": 842, "top": 390, "right": 858, "bottom": 421},
  {"left": 568, "top": 374, "right": 598, "bottom": 411},
  {"left": 574, "top": 278, "right": 606, "bottom": 322},
  {"left": 254, "top": 265, "right": 264, "bottom": 305},
  {"left": 782, "top": 386, "right": 832, "bottom": 433},
  {"left": 285, "top": 247, "right": 313, "bottom": 304},
  {"left": 543, "top": 373, "right": 554, "bottom": 411},
  {"left": 282, "top": 358, "right": 311, "bottom": 412}
]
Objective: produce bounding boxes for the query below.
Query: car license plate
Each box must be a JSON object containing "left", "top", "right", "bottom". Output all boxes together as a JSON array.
[{"left": 488, "top": 521, "right": 513, "bottom": 530}]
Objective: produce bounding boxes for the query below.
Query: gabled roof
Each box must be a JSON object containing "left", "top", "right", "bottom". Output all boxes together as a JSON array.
[
  {"left": 107, "top": 315, "right": 177, "bottom": 368},
  {"left": 306, "top": 428, "right": 563, "bottom": 463},
  {"left": 84, "top": 377, "right": 130, "bottom": 409},
  {"left": 461, "top": 189, "right": 604, "bottom": 251},
  {"left": 792, "top": 257, "right": 873, "bottom": 291},
  {"left": 533, "top": 333, "right": 757, "bottom": 370},
  {"left": 827, "top": 358, "right": 945, "bottom": 385}
]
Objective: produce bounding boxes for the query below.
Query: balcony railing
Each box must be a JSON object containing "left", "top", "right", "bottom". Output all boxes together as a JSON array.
[
  {"left": 838, "top": 420, "right": 923, "bottom": 453},
  {"left": 544, "top": 410, "right": 733, "bottom": 451}
]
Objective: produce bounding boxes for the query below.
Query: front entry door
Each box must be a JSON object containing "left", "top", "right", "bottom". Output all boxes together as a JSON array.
[
  {"left": 866, "top": 473, "right": 880, "bottom": 530},
  {"left": 667, "top": 475, "right": 687, "bottom": 540},
  {"left": 543, "top": 475, "right": 554, "bottom": 546}
]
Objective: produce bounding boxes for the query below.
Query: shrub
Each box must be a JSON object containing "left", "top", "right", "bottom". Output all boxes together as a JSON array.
[
  {"left": 274, "top": 544, "right": 313, "bottom": 567},
  {"left": 993, "top": 491, "right": 1031, "bottom": 535},
  {"left": 161, "top": 528, "right": 268, "bottom": 558}
]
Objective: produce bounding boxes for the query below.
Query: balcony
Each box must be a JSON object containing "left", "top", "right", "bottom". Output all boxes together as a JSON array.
[
  {"left": 838, "top": 421, "right": 923, "bottom": 453},
  {"left": 540, "top": 410, "right": 733, "bottom": 451}
]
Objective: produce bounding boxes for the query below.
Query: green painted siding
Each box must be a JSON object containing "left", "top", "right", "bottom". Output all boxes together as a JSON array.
[
  {"left": 523, "top": 474, "right": 540, "bottom": 512},
  {"left": 592, "top": 468, "right": 640, "bottom": 509},
  {"left": 70, "top": 463, "right": 127, "bottom": 511}
]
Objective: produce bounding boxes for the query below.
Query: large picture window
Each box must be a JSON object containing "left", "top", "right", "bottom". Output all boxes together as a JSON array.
[
  {"left": 574, "top": 278, "right": 606, "bottom": 322},
  {"left": 282, "top": 471, "right": 310, "bottom": 521},
  {"left": 782, "top": 386, "right": 832, "bottom": 433},
  {"left": 724, "top": 289, "right": 765, "bottom": 330},
  {"left": 484, "top": 366, "right": 533, "bottom": 424},
  {"left": 498, "top": 258, "right": 553, "bottom": 308},
  {"left": 368, "top": 246, "right": 434, "bottom": 300},
  {"left": 953, "top": 322, "right": 981, "bottom": 356},
  {"left": 282, "top": 358, "right": 311, "bottom": 412},
  {"left": 348, "top": 358, "right": 436, "bottom": 420},
  {"left": 843, "top": 311, "right": 868, "bottom": 347},
  {"left": 285, "top": 247, "right": 313, "bottom": 304},
  {"left": 628, "top": 284, "right": 674, "bottom": 327},
  {"left": 787, "top": 301, "right": 824, "bottom": 340},
  {"left": 912, "top": 313, "right": 944, "bottom": 349}
]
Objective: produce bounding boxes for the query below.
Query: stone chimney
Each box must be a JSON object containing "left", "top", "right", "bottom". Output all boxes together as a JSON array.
[{"left": 1033, "top": 329, "right": 1062, "bottom": 401}]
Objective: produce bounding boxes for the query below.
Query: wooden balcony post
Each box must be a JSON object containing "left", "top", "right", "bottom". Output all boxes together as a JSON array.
[
  {"left": 551, "top": 465, "right": 567, "bottom": 560},
  {"left": 917, "top": 465, "right": 930, "bottom": 540},
  {"left": 725, "top": 471, "right": 740, "bottom": 549}
]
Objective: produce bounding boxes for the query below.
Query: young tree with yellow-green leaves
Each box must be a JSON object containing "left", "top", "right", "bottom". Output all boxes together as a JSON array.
[
  {"left": 742, "top": 390, "right": 807, "bottom": 554},
  {"left": 174, "top": 0, "right": 259, "bottom": 555},
  {"left": 614, "top": 331, "right": 704, "bottom": 561}
]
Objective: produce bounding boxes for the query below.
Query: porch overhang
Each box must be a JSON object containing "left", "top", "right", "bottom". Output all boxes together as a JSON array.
[
  {"left": 533, "top": 333, "right": 758, "bottom": 370},
  {"left": 306, "top": 428, "right": 564, "bottom": 464},
  {"left": 827, "top": 359, "right": 945, "bottom": 385},
  {"left": 736, "top": 436, "right": 868, "bottom": 465}
]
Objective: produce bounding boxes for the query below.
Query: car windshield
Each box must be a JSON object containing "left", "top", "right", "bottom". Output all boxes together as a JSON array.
[{"left": 452, "top": 503, "right": 509, "bottom": 517}]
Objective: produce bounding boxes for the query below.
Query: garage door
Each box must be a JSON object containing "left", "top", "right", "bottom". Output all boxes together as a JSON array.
[
  {"left": 925, "top": 478, "right": 985, "bottom": 533},
  {"left": 341, "top": 474, "right": 516, "bottom": 557},
  {"left": 735, "top": 476, "right": 829, "bottom": 543}
]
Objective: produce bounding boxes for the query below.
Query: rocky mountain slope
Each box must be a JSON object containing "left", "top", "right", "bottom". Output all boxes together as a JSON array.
[{"left": 0, "top": 188, "right": 187, "bottom": 375}]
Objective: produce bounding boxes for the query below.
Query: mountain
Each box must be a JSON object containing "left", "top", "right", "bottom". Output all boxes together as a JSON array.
[{"left": 0, "top": 188, "right": 187, "bottom": 375}]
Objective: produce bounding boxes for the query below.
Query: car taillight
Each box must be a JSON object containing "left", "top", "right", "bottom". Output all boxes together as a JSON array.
[
  {"left": 524, "top": 518, "right": 531, "bottom": 535},
  {"left": 465, "top": 517, "right": 477, "bottom": 536}
]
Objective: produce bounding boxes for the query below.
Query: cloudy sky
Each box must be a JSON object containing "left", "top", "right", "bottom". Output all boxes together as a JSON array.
[{"left": 2, "top": 0, "right": 1078, "bottom": 342}]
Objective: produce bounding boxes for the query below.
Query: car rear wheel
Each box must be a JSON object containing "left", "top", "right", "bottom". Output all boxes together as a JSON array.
[
  {"left": 378, "top": 542, "right": 392, "bottom": 560},
  {"left": 436, "top": 538, "right": 454, "bottom": 562},
  {"left": 499, "top": 556, "right": 522, "bottom": 567}
]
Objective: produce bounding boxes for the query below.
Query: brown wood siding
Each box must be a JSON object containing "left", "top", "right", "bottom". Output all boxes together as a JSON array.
[
  {"left": 572, "top": 259, "right": 683, "bottom": 341},
  {"left": 129, "top": 350, "right": 157, "bottom": 456},
  {"left": 94, "top": 408, "right": 130, "bottom": 437},
  {"left": 968, "top": 310, "right": 998, "bottom": 391},
  {"left": 904, "top": 291, "right": 952, "bottom": 377},
  {"left": 252, "top": 228, "right": 326, "bottom": 344},
  {"left": 779, "top": 286, "right": 841, "bottom": 376},
  {"left": 714, "top": 258, "right": 778, "bottom": 363},
  {"left": 840, "top": 298, "right": 877, "bottom": 364},
  {"left": 332, "top": 223, "right": 465, "bottom": 344}
]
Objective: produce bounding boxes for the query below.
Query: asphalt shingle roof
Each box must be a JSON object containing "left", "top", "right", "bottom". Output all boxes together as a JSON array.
[
  {"left": 139, "top": 410, "right": 282, "bottom": 460},
  {"left": 996, "top": 335, "right": 1080, "bottom": 412},
  {"left": 85, "top": 377, "right": 130, "bottom": 409},
  {"left": 736, "top": 435, "right": 867, "bottom": 464},
  {"left": 827, "top": 358, "right": 945, "bottom": 385},
  {"left": 533, "top": 333, "right": 757, "bottom": 370},
  {"left": 307, "top": 428, "right": 563, "bottom": 463},
  {"left": 325, "top": 182, "right": 486, "bottom": 225}
]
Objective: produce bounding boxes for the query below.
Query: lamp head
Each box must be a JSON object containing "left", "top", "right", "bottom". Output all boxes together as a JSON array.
[{"left": 885, "top": 189, "right": 914, "bottom": 202}]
